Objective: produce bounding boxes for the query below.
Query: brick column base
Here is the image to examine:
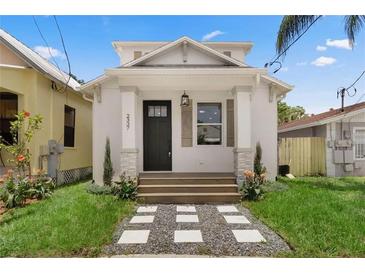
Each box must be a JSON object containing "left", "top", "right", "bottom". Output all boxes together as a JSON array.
[{"left": 121, "top": 148, "right": 138, "bottom": 178}]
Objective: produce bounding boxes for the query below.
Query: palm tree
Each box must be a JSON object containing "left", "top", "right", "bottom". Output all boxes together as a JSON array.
[{"left": 276, "top": 15, "right": 365, "bottom": 56}]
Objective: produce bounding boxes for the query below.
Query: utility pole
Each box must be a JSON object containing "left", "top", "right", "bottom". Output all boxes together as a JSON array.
[{"left": 337, "top": 88, "right": 346, "bottom": 112}]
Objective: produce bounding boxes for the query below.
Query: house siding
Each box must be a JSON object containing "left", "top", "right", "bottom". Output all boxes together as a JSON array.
[{"left": 0, "top": 66, "right": 92, "bottom": 175}]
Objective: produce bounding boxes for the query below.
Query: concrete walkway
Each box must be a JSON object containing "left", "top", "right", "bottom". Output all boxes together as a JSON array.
[{"left": 104, "top": 204, "right": 290, "bottom": 257}]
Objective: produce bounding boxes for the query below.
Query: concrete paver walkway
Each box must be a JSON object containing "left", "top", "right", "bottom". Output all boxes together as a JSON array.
[{"left": 104, "top": 204, "right": 290, "bottom": 257}]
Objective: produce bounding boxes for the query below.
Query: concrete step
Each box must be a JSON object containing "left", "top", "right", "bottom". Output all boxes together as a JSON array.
[
  {"left": 138, "top": 184, "right": 238, "bottom": 193},
  {"left": 137, "top": 192, "right": 241, "bottom": 204},
  {"left": 139, "top": 178, "right": 236, "bottom": 185}
]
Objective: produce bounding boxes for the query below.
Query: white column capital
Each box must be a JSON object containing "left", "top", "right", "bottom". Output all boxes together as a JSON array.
[
  {"left": 119, "top": 85, "right": 139, "bottom": 95},
  {"left": 232, "top": 85, "right": 253, "bottom": 94}
]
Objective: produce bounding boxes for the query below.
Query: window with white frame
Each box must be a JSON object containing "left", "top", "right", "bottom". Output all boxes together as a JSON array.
[
  {"left": 354, "top": 128, "right": 365, "bottom": 160},
  {"left": 197, "top": 103, "right": 222, "bottom": 145}
]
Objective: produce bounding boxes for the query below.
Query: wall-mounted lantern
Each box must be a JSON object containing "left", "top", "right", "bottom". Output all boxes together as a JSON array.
[{"left": 180, "top": 91, "right": 190, "bottom": 107}]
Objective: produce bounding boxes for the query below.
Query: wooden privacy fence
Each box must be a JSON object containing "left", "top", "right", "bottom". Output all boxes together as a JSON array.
[{"left": 278, "top": 137, "right": 326, "bottom": 176}]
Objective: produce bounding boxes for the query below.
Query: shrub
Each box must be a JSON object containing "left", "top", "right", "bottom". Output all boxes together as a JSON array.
[
  {"left": 28, "top": 173, "right": 55, "bottom": 200},
  {"left": 253, "top": 142, "right": 266, "bottom": 176},
  {"left": 112, "top": 175, "right": 138, "bottom": 200},
  {"left": 1, "top": 176, "right": 30, "bottom": 208},
  {"left": 0, "top": 169, "right": 54, "bottom": 209},
  {"left": 241, "top": 142, "right": 267, "bottom": 201},
  {"left": 0, "top": 111, "right": 43, "bottom": 178},
  {"left": 103, "top": 137, "right": 114, "bottom": 186},
  {"left": 86, "top": 182, "right": 112, "bottom": 195}
]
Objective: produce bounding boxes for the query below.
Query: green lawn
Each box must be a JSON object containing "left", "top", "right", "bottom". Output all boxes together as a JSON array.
[
  {"left": 0, "top": 182, "right": 135, "bottom": 257},
  {"left": 243, "top": 177, "right": 365, "bottom": 257}
]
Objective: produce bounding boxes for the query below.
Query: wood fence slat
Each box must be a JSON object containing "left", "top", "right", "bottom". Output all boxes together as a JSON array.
[{"left": 278, "top": 137, "right": 326, "bottom": 176}]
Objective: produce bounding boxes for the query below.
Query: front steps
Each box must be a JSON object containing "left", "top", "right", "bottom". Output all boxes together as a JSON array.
[{"left": 137, "top": 173, "right": 240, "bottom": 204}]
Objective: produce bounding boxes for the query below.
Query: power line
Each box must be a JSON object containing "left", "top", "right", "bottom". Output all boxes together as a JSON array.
[
  {"left": 32, "top": 16, "right": 66, "bottom": 83},
  {"left": 346, "top": 70, "right": 365, "bottom": 90},
  {"left": 53, "top": 15, "right": 72, "bottom": 94},
  {"left": 337, "top": 70, "right": 365, "bottom": 111},
  {"left": 265, "top": 16, "right": 322, "bottom": 72}
]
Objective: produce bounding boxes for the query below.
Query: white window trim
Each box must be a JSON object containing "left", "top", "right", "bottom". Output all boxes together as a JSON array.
[
  {"left": 353, "top": 126, "right": 365, "bottom": 161},
  {"left": 195, "top": 101, "right": 225, "bottom": 147}
]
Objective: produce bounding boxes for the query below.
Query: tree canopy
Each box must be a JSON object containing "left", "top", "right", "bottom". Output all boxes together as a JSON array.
[{"left": 278, "top": 101, "right": 307, "bottom": 125}]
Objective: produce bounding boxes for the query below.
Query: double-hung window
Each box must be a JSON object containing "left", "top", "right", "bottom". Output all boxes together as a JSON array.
[
  {"left": 354, "top": 128, "right": 365, "bottom": 160},
  {"left": 197, "top": 103, "right": 222, "bottom": 145}
]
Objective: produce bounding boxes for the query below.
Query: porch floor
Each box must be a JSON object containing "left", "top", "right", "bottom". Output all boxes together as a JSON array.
[{"left": 139, "top": 172, "right": 235, "bottom": 179}]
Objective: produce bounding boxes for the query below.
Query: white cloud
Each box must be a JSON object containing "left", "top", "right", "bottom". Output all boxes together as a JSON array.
[
  {"left": 316, "top": 45, "right": 327, "bottom": 51},
  {"left": 326, "top": 39, "right": 352, "bottom": 50},
  {"left": 311, "top": 56, "right": 337, "bottom": 67},
  {"left": 102, "top": 16, "right": 110, "bottom": 26},
  {"left": 280, "top": 67, "right": 289, "bottom": 72},
  {"left": 202, "top": 30, "right": 224, "bottom": 41},
  {"left": 296, "top": 61, "right": 307, "bottom": 66},
  {"left": 33, "top": 46, "right": 65, "bottom": 60}
]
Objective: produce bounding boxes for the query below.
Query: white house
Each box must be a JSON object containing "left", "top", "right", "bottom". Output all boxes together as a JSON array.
[{"left": 81, "top": 36, "right": 292, "bottom": 202}]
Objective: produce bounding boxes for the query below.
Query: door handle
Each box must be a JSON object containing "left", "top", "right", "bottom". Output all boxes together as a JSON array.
[{"left": 168, "top": 151, "right": 171, "bottom": 158}]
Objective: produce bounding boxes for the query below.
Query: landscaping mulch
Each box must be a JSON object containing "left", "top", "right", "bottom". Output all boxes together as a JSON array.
[{"left": 104, "top": 204, "right": 291, "bottom": 257}]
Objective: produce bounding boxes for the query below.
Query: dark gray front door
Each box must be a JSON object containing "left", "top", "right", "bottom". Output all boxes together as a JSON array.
[{"left": 143, "top": 101, "right": 172, "bottom": 171}]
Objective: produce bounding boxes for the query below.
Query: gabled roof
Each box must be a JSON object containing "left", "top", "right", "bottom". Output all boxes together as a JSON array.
[
  {"left": 122, "top": 36, "right": 248, "bottom": 68},
  {"left": 278, "top": 101, "right": 365, "bottom": 132},
  {"left": 0, "top": 28, "right": 80, "bottom": 91}
]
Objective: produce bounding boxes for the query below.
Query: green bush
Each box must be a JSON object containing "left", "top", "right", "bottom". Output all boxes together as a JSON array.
[
  {"left": 1, "top": 177, "right": 30, "bottom": 208},
  {"left": 103, "top": 137, "right": 114, "bottom": 186},
  {"left": 0, "top": 170, "right": 54, "bottom": 209},
  {"left": 29, "top": 177, "right": 55, "bottom": 200},
  {"left": 86, "top": 182, "right": 113, "bottom": 195},
  {"left": 241, "top": 142, "right": 267, "bottom": 201},
  {"left": 112, "top": 175, "right": 138, "bottom": 200}
]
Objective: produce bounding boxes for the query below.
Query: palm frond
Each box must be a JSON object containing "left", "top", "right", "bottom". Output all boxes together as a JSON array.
[
  {"left": 276, "top": 15, "right": 321, "bottom": 56},
  {"left": 344, "top": 15, "right": 365, "bottom": 47}
]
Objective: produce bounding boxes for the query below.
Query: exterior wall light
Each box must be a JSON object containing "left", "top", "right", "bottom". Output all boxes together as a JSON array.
[{"left": 180, "top": 91, "right": 190, "bottom": 107}]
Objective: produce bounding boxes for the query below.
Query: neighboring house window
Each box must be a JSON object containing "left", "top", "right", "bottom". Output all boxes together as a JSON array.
[
  {"left": 0, "top": 92, "right": 18, "bottom": 145},
  {"left": 134, "top": 51, "right": 142, "bottom": 59},
  {"left": 354, "top": 128, "right": 365, "bottom": 160},
  {"left": 223, "top": 51, "right": 231, "bottom": 57},
  {"left": 64, "top": 105, "right": 75, "bottom": 147},
  {"left": 197, "top": 103, "right": 222, "bottom": 145}
]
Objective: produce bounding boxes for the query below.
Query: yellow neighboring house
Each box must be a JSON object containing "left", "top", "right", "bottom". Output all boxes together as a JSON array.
[{"left": 0, "top": 29, "right": 92, "bottom": 184}]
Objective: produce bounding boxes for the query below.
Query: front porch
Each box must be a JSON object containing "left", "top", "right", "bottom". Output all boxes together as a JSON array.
[{"left": 137, "top": 172, "right": 240, "bottom": 204}]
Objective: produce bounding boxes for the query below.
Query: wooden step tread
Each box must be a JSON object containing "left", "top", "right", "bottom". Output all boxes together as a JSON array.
[
  {"left": 138, "top": 192, "right": 240, "bottom": 197},
  {"left": 138, "top": 184, "right": 237, "bottom": 188}
]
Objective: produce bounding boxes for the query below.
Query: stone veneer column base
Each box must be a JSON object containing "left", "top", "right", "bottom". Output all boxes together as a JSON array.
[
  {"left": 234, "top": 148, "right": 253, "bottom": 176},
  {"left": 121, "top": 148, "right": 139, "bottom": 178}
]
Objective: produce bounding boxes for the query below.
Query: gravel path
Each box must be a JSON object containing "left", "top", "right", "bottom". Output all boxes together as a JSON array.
[{"left": 103, "top": 204, "right": 291, "bottom": 257}]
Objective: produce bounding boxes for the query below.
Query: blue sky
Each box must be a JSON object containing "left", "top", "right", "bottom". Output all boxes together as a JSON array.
[{"left": 1, "top": 15, "right": 364, "bottom": 114}]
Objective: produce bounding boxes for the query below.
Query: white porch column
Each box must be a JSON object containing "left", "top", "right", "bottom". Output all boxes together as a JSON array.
[
  {"left": 120, "top": 86, "right": 138, "bottom": 178},
  {"left": 233, "top": 86, "right": 253, "bottom": 176}
]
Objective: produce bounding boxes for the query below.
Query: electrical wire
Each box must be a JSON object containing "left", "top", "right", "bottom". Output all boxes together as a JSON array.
[
  {"left": 32, "top": 16, "right": 67, "bottom": 83},
  {"left": 53, "top": 15, "right": 72, "bottom": 94},
  {"left": 346, "top": 70, "right": 365, "bottom": 90},
  {"left": 266, "top": 16, "right": 323, "bottom": 70}
]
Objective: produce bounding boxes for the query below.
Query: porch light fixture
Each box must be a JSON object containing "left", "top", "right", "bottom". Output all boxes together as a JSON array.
[{"left": 180, "top": 91, "right": 190, "bottom": 107}]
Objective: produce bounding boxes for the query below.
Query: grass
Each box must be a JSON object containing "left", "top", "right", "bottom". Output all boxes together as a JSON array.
[
  {"left": 243, "top": 177, "right": 365, "bottom": 257},
  {"left": 0, "top": 182, "right": 135, "bottom": 257}
]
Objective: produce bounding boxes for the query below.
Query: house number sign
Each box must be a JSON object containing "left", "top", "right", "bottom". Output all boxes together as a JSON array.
[{"left": 126, "top": 114, "right": 130, "bottom": 130}]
